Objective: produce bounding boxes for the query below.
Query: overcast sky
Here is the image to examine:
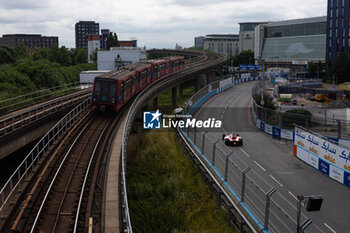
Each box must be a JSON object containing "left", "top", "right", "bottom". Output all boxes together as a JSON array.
[{"left": 0, "top": 0, "right": 327, "bottom": 49}]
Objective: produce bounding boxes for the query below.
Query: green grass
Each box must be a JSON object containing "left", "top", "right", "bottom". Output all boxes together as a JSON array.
[
  {"left": 151, "top": 86, "right": 195, "bottom": 108},
  {"left": 127, "top": 130, "right": 237, "bottom": 233}
]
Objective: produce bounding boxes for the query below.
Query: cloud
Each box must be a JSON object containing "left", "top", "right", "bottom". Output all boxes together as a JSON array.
[{"left": 0, "top": 0, "right": 327, "bottom": 48}]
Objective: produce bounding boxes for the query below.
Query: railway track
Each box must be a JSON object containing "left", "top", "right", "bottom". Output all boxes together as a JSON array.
[
  {"left": 9, "top": 109, "right": 123, "bottom": 233},
  {"left": 0, "top": 89, "right": 91, "bottom": 137},
  {"left": 0, "top": 50, "right": 226, "bottom": 233}
]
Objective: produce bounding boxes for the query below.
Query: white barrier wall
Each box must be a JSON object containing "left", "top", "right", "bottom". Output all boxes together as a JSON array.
[{"left": 294, "top": 126, "right": 350, "bottom": 188}]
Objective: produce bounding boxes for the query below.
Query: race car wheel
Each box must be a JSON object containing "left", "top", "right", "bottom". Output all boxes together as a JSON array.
[
  {"left": 224, "top": 139, "right": 230, "bottom": 146},
  {"left": 239, "top": 139, "right": 243, "bottom": 146}
]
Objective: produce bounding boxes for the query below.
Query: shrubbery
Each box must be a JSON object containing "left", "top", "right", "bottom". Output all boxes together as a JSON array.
[{"left": 0, "top": 43, "right": 96, "bottom": 99}]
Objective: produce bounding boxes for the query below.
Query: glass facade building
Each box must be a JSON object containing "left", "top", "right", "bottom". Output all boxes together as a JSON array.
[
  {"left": 326, "top": 0, "right": 350, "bottom": 62},
  {"left": 260, "top": 17, "right": 327, "bottom": 62}
]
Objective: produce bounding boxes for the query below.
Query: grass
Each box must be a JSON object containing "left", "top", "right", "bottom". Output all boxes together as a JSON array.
[
  {"left": 127, "top": 130, "right": 237, "bottom": 233},
  {"left": 151, "top": 85, "right": 195, "bottom": 108}
]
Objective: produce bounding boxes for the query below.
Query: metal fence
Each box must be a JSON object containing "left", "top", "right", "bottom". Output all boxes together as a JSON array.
[
  {"left": 0, "top": 98, "right": 90, "bottom": 217},
  {"left": 0, "top": 82, "right": 92, "bottom": 114},
  {"left": 179, "top": 79, "right": 324, "bottom": 232},
  {"left": 0, "top": 88, "right": 90, "bottom": 136},
  {"left": 182, "top": 128, "right": 323, "bottom": 233},
  {"left": 251, "top": 81, "right": 350, "bottom": 139}
]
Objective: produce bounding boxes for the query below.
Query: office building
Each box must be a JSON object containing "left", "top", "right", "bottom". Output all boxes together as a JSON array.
[
  {"left": 257, "top": 16, "right": 327, "bottom": 68},
  {"left": 204, "top": 34, "right": 239, "bottom": 57},
  {"left": 75, "top": 21, "right": 99, "bottom": 49},
  {"left": 195, "top": 36, "right": 205, "bottom": 48},
  {"left": 239, "top": 22, "right": 266, "bottom": 52},
  {"left": 326, "top": 0, "right": 350, "bottom": 62},
  {"left": 88, "top": 35, "right": 100, "bottom": 62},
  {"left": 100, "top": 29, "right": 109, "bottom": 50},
  {"left": 0, "top": 34, "right": 58, "bottom": 49}
]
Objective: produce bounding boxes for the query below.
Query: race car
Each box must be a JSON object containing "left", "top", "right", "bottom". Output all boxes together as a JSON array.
[{"left": 222, "top": 132, "right": 243, "bottom": 146}]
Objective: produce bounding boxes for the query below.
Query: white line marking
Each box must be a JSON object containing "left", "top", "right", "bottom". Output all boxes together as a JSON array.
[
  {"left": 324, "top": 223, "right": 337, "bottom": 233},
  {"left": 288, "top": 191, "right": 298, "bottom": 201},
  {"left": 288, "top": 191, "right": 305, "bottom": 206},
  {"left": 240, "top": 148, "right": 250, "bottom": 158},
  {"left": 254, "top": 161, "right": 266, "bottom": 172},
  {"left": 269, "top": 174, "right": 283, "bottom": 187}
]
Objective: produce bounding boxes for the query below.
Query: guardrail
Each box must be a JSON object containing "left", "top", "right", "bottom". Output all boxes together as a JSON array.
[
  {"left": 180, "top": 77, "right": 323, "bottom": 233},
  {"left": 0, "top": 89, "right": 91, "bottom": 136},
  {"left": 120, "top": 52, "right": 227, "bottom": 232},
  {"left": 0, "top": 82, "right": 92, "bottom": 115},
  {"left": 0, "top": 98, "right": 91, "bottom": 217}
]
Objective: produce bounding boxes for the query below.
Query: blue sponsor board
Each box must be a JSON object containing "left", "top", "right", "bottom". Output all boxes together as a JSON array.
[
  {"left": 238, "top": 65, "right": 263, "bottom": 70},
  {"left": 344, "top": 171, "right": 350, "bottom": 188},
  {"left": 318, "top": 159, "right": 330, "bottom": 176},
  {"left": 272, "top": 126, "right": 281, "bottom": 139},
  {"left": 260, "top": 122, "right": 265, "bottom": 132}
]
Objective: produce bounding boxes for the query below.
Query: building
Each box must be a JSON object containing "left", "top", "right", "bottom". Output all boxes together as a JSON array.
[
  {"left": 0, "top": 34, "right": 58, "bottom": 49},
  {"left": 75, "top": 21, "right": 99, "bottom": 49},
  {"left": 87, "top": 35, "right": 100, "bottom": 63},
  {"left": 326, "top": 0, "right": 350, "bottom": 62},
  {"left": 204, "top": 34, "right": 239, "bottom": 57},
  {"left": 97, "top": 47, "right": 147, "bottom": 70},
  {"left": 119, "top": 38, "right": 137, "bottom": 47},
  {"left": 100, "top": 29, "right": 109, "bottom": 50},
  {"left": 194, "top": 36, "right": 205, "bottom": 48},
  {"left": 239, "top": 22, "right": 266, "bottom": 52},
  {"left": 257, "top": 16, "right": 327, "bottom": 70}
]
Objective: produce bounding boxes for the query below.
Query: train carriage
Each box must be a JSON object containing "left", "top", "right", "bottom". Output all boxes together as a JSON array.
[{"left": 91, "top": 56, "right": 185, "bottom": 112}]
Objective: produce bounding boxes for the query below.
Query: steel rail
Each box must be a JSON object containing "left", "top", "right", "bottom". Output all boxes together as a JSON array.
[
  {"left": 73, "top": 121, "right": 109, "bottom": 233},
  {"left": 29, "top": 116, "right": 96, "bottom": 233}
]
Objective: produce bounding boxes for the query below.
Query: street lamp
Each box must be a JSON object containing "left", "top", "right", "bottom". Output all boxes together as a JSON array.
[{"left": 296, "top": 194, "right": 323, "bottom": 233}]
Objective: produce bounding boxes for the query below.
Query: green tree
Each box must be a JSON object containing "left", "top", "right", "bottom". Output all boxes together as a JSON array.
[
  {"left": 48, "top": 45, "right": 72, "bottom": 66},
  {"left": 13, "top": 43, "right": 28, "bottom": 60},
  {"left": 107, "top": 32, "right": 120, "bottom": 49},
  {"left": 231, "top": 50, "right": 254, "bottom": 66},
  {"left": 89, "top": 49, "right": 98, "bottom": 64},
  {"left": 0, "top": 45, "right": 15, "bottom": 64},
  {"left": 69, "top": 48, "right": 87, "bottom": 65}
]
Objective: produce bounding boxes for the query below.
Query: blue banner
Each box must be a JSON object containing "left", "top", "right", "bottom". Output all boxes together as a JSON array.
[
  {"left": 344, "top": 171, "right": 350, "bottom": 188},
  {"left": 238, "top": 65, "right": 263, "bottom": 71},
  {"left": 260, "top": 122, "right": 265, "bottom": 132},
  {"left": 272, "top": 127, "right": 281, "bottom": 139},
  {"left": 318, "top": 159, "right": 330, "bottom": 176}
]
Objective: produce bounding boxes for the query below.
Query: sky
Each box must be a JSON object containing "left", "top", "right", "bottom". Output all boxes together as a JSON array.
[{"left": 0, "top": 0, "right": 327, "bottom": 49}]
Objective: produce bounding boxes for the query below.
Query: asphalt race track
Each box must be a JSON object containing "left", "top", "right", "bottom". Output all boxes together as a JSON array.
[{"left": 193, "top": 81, "right": 350, "bottom": 233}]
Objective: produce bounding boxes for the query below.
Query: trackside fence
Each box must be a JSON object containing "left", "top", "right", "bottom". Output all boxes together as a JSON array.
[
  {"left": 0, "top": 98, "right": 91, "bottom": 217},
  {"left": 179, "top": 77, "right": 323, "bottom": 233},
  {"left": 0, "top": 82, "right": 92, "bottom": 115}
]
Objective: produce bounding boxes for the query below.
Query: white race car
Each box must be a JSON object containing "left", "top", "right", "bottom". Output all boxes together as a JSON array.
[{"left": 222, "top": 132, "right": 243, "bottom": 146}]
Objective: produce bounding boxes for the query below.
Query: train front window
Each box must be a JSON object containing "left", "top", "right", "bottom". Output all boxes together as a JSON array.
[
  {"left": 94, "top": 81, "right": 101, "bottom": 96},
  {"left": 109, "top": 83, "right": 116, "bottom": 96}
]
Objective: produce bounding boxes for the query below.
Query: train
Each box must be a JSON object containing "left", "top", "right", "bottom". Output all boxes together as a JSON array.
[{"left": 90, "top": 56, "right": 185, "bottom": 111}]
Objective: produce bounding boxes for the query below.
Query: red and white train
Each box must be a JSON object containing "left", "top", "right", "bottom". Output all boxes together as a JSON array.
[{"left": 91, "top": 56, "right": 185, "bottom": 111}]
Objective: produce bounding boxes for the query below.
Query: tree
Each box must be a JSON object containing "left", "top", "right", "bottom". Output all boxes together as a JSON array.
[
  {"left": 13, "top": 43, "right": 28, "bottom": 60},
  {"left": 69, "top": 48, "right": 87, "bottom": 65},
  {"left": 231, "top": 50, "right": 254, "bottom": 66},
  {"left": 90, "top": 49, "right": 98, "bottom": 64},
  {"left": 0, "top": 45, "right": 15, "bottom": 64},
  {"left": 107, "top": 32, "right": 120, "bottom": 49},
  {"left": 48, "top": 45, "right": 72, "bottom": 66}
]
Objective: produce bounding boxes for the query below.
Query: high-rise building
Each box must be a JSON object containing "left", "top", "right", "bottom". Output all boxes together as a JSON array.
[
  {"left": 326, "top": 0, "right": 350, "bottom": 62},
  {"left": 239, "top": 22, "right": 267, "bottom": 52},
  {"left": 75, "top": 21, "right": 99, "bottom": 49},
  {"left": 100, "top": 29, "right": 109, "bottom": 50},
  {"left": 0, "top": 34, "right": 58, "bottom": 49}
]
